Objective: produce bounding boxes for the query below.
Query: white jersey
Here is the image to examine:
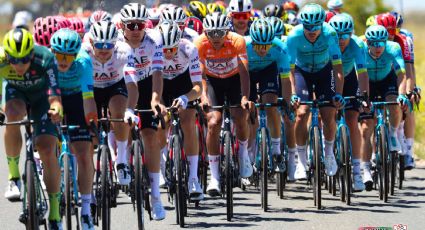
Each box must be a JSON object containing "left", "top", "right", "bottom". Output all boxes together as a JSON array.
[
  {"left": 82, "top": 41, "right": 136, "bottom": 88},
  {"left": 125, "top": 29, "right": 164, "bottom": 83},
  {"left": 82, "top": 32, "right": 91, "bottom": 43},
  {"left": 163, "top": 38, "right": 202, "bottom": 82},
  {"left": 182, "top": 27, "right": 199, "bottom": 42}
]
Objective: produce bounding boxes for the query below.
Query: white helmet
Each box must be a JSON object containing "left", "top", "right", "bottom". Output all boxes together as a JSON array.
[
  {"left": 327, "top": 0, "right": 344, "bottom": 10},
  {"left": 158, "top": 21, "right": 182, "bottom": 48},
  {"left": 12, "top": 11, "right": 33, "bottom": 29},
  {"left": 203, "top": 12, "right": 230, "bottom": 30},
  {"left": 90, "top": 21, "right": 118, "bottom": 43},
  {"left": 147, "top": 8, "right": 161, "bottom": 21},
  {"left": 121, "top": 3, "right": 148, "bottom": 22},
  {"left": 160, "top": 6, "right": 187, "bottom": 23},
  {"left": 228, "top": 0, "right": 253, "bottom": 13}
]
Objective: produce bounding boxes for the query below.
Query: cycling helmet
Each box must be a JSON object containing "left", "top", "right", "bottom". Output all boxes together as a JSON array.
[
  {"left": 50, "top": 28, "right": 82, "bottom": 55},
  {"left": 120, "top": 3, "right": 148, "bottom": 22},
  {"left": 329, "top": 14, "right": 354, "bottom": 34},
  {"left": 263, "top": 4, "right": 285, "bottom": 18},
  {"left": 325, "top": 10, "right": 337, "bottom": 23},
  {"left": 207, "top": 3, "right": 226, "bottom": 14},
  {"left": 69, "top": 17, "right": 85, "bottom": 34},
  {"left": 203, "top": 12, "right": 230, "bottom": 31},
  {"left": 111, "top": 13, "right": 123, "bottom": 30},
  {"left": 286, "top": 12, "right": 298, "bottom": 25},
  {"left": 267, "top": 16, "right": 284, "bottom": 37},
  {"left": 376, "top": 13, "right": 397, "bottom": 29},
  {"left": 185, "top": 16, "right": 203, "bottom": 35},
  {"left": 390, "top": 11, "right": 404, "bottom": 28},
  {"left": 299, "top": 3, "right": 326, "bottom": 25},
  {"left": 250, "top": 19, "right": 275, "bottom": 44},
  {"left": 89, "top": 10, "right": 112, "bottom": 26},
  {"left": 3, "top": 28, "right": 34, "bottom": 58},
  {"left": 90, "top": 21, "right": 118, "bottom": 43},
  {"left": 158, "top": 21, "right": 182, "bottom": 48},
  {"left": 327, "top": 0, "right": 344, "bottom": 10},
  {"left": 366, "top": 15, "right": 376, "bottom": 27},
  {"left": 147, "top": 8, "right": 161, "bottom": 26},
  {"left": 33, "top": 16, "right": 65, "bottom": 47},
  {"left": 187, "top": 1, "right": 207, "bottom": 20},
  {"left": 228, "top": 0, "right": 253, "bottom": 13},
  {"left": 365, "top": 25, "right": 388, "bottom": 42},
  {"left": 283, "top": 1, "right": 299, "bottom": 13},
  {"left": 55, "top": 15, "right": 71, "bottom": 28},
  {"left": 12, "top": 11, "right": 33, "bottom": 29},
  {"left": 161, "top": 6, "right": 187, "bottom": 24}
]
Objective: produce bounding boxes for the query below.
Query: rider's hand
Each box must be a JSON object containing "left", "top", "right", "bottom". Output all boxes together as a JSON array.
[
  {"left": 290, "top": 94, "right": 300, "bottom": 109},
  {"left": 85, "top": 112, "right": 98, "bottom": 127},
  {"left": 397, "top": 94, "right": 411, "bottom": 112},
  {"left": 49, "top": 102, "right": 63, "bottom": 123},
  {"left": 332, "top": 93, "right": 345, "bottom": 110},
  {"left": 241, "top": 96, "right": 254, "bottom": 112},
  {"left": 200, "top": 94, "right": 210, "bottom": 110},
  {"left": 0, "top": 110, "right": 5, "bottom": 124},
  {"left": 172, "top": 95, "right": 189, "bottom": 109},
  {"left": 151, "top": 101, "right": 167, "bottom": 117},
  {"left": 124, "top": 108, "right": 140, "bottom": 125}
]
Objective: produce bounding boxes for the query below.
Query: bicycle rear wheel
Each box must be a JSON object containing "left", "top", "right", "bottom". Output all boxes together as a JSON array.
[
  {"left": 64, "top": 154, "right": 72, "bottom": 230},
  {"left": 260, "top": 128, "right": 268, "bottom": 212},
  {"left": 224, "top": 131, "right": 234, "bottom": 221},
  {"left": 133, "top": 140, "right": 144, "bottom": 230},
  {"left": 26, "top": 160, "right": 40, "bottom": 230},
  {"left": 312, "top": 127, "right": 322, "bottom": 209},
  {"left": 100, "top": 146, "right": 111, "bottom": 230}
]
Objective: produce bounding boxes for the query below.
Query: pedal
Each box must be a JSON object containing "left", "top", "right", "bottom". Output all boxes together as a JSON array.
[{"left": 18, "top": 212, "right": 27, "bottom": 224}]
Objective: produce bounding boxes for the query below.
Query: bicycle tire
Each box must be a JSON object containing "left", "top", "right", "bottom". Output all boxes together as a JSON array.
[
  {"left": 197, "top": 124, "right": 208, "bottom": 195},
  {"left": 173, "top": 136, "right": 185, "bottom": 227},
  {"left": 380, "top": 126, "right": 389, "bottom": 202},
  {"left": 313, "top": 127, "right": 322, "bottom": 209},
  {"left": 26, "top": 160, "right": 39, "bottom": 230},
  {"left": 398, "top": 156, "right": 404, "bottom": 189},
  {"left": 64, "top": 154, "right": 72, "bottom": 230},
  {"left": 224, "top": 131, "right": 233, "bottom": 221},
  {"left": 341, "top": 128, "right": 351, "bottom": 205},
  {"left": 260, "top": 128, "right": 268, "bottom": 212},
  {"left": 133, "top": 140, "right": 144, "bottom": 230},
  {"left": 100, "top": 146, "right": 110, "bottom": 230},
  {"left": 390, "top": 151, "right": 396, "bottom": 196}
]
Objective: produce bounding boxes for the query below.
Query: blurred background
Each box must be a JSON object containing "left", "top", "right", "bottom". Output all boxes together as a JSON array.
[{"left": 0, "top": 0, "right": 424, "bottom": 159}]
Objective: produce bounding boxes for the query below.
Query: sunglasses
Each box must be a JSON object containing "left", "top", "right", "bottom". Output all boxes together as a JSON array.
[
  {"left": 232, "top": 12, "right": 250, "bottom": 20},
  {"left": 253, "top": 43, "right": 273, "bottom": 52},
  {"left": 7, "top": 52, "right": 32, "bottom": 65},
  {"left": 303, "top": 24, "right": 322, "bottom": 32},
  {"left": 205, "top": 29, "right": 227, "bottom": 39},
  {"left": 93, "top": 42, "right": 115, "bottom": 50},
  {"left": 163, "top": 46, "right": 178, "bottom": 54},
  {"left": 338, "top": 33, "right": 351, "bottom": 40},
  {"left": 124, "top": 22, "right": 146, "bottom": 31},
  {"left": 54, "top": 52, "right": 76, "bottom": 63},
  {"left": 368, "top": 41, "right": 386, "bottom": 48}
]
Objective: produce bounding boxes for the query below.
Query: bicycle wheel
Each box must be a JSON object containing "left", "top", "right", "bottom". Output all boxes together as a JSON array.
[
  {"left": 197, "top": 124, "right": 208, "bottom": 195},
  {"left": 312, "top": 127, "right": 322, "bottom": 209},
  {"left": 341, "top": 128, "right": 351, "bottom": 205},
  {"left": 260, "top": 128, "right": 268, "bottom": 212},
  {"left": 173, "top": 136, "right": 185, "bottom": 227},
  {"left": 398, "top": 155, "right": 404, "bottom": 189},
  {"left": 100, "top": 146, "right": 111, "bottom": 230},
  {"left": 390, "top": 151, "right": 396, "bottom": 196},
  {"left": 26, "top": 160, "right": 40, "bottom": 230},
  {"left": 379, "top": 126, "right": 389, "bottom": 202},
  {"left": 224, "top": 131, "right": 233, "bottom": 221},
  {"left": 133, "top": 140, "right": 144, "bottom": 230},
  {"left": 64, "top": 154, "right": 72, "bottom": 230}
]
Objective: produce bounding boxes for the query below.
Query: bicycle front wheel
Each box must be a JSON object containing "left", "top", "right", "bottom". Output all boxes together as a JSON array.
[
  {"left": 100, "top": 146, "right": 111, "bottom": 230},
  {"left": 312, "top": 127, "right": 322, "bottom": 209},
  {"left": 133, "top": 140, "right": 144, "bottom": 230},
  {"left": 378, "top": 126, "right": 389, "bottom": 202},
  {"left": 341, "top": 128, "right": 351, "bottom": 205},
  {"left": 260, "top": 128, "right": 268, "bottom": 212},
  {"left": 26, "top": 160, "right": 40, "bottom": 230},
  {"left": 224, "top": 131, "right": 234, "bottom": 221},
  {"left": 64, "top": 154, "right": 72, "bottom": 230}
]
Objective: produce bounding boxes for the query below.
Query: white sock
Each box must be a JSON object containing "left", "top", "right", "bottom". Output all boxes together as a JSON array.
[
  {"left": 116, "top": 140, "right": 128, "bottom": 164},
  {"left": 271, "top": 138, "right": 281, "bottom": 155},
  {"left": 81, "top": 193, "right": 91, "bottom": 216},
  {"left": 148, "top": 172, "right": 161, "bottom": 199},
  {"left": 406, "top": 138, "right": 414, "bottom": 156},
  {"left": 247, "top": 140, "right": 256, "bottom": 163},
  {"left": 188, "top": 155, "right": 199, "bottom": 181},
  {"left": 108, "top": 131, "right": 116, "bottom": 162},
  {"left": 352, "top": 158, "right": 361, "bottom": 175},
  {"left": 160, "top": 147, "right": 167, "bottom": 174},
  {"left": 361, "top": 161, "right": 371, "bottom": 170},
  {"left": 390, "top": 126, "right": 398, "bottom": 137},
  {"left": 288, "top": 148, "right": 296, "bottom": 164},
  {"left": 297, "top": 145, "right": 307, "bottom": 166},
  {"left": 324, "top": 140, "right": 334, "bottom": 157},
  {"left": 238, "top": 139, "right": 249, "bottom": 159},
  {"left": 208, "top": 155, "right": 220, "bottom": 182}
]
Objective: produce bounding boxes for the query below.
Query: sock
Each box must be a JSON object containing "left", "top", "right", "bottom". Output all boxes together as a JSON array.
[
  {"left": 288, "top": 148, "right": 296, "bottom": 164},
  {"left": 7, "top": 155, "right": 20, "bottom": 180},
  {"left": 297, "top": 145, "right": 307, "bottom": 166},
  {"left": 361, "top": 161, "right": 371, "bottom": 170},
  {"left": 352, "top": 158, "right": 361, "bottom": 175},
  {"left": 108, "top": 131, "right": 116, "bottom": 161},
  {"left": 81, "top": 193, "right": 92, "bottom": 216},
  {"left": 406, "top": 138, "right": 414, "bottom": 156},
  {"left": 116, "top": 140, "right": 128, "bottom": 164},
  {"left": 389, "top": 126, "right": 398, "bottom": 137},
  {"left": 208, "top": 155, "right": 220, "bottom": 182},
  {"left": 148, "top": 172, "right": 160, "bottom": 199},
  {"left": 238, "top": 139, "right": 249, "bottom": 159},
  {"left": 271, "top": 138, "right": 281, "bottom": 155},
  {"left": 324, "top": 140, "right": 335, "bottom": 156},
  {"left": 48, "top": 192, "right": 61, "bottom": 221},
  {"left": 247, "top": 140, "right": 256, "bottom": 163},
  {"left": 188, "top": 155, "right": 199, "bottom": 181},
  {"left": 160, "top": 147, "right": 167, "bottom": 176}
]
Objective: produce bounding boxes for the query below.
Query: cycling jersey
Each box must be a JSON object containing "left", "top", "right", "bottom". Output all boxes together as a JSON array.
[
  {"left": 82, "top": 41, "right": 136, "bottom": 88},
  {"left": 245, "top": 36, "right": 290, "bottom": 79},
  {"left": 163, "top": 38, "right": 202, "bottom": 82},
  {"left": 182, "top": 27, "right": 199, "bottom": 42},
  {"left": 341, "top": 35, "right": 367, "bottom": 77},
  {"left": 230, "top": 21, "right": 251, "bottom": 36},
  {"left": 400, "top": 29, "right": 413, "bottom": 41},
  {"left": 195, "top": 32, "right": 248, "bottom": 79},
  {"left": 394, "top": 33, "right": 413, "bottom": 63},
  {"left": 286, "top": 23, "right": 342, "bottom": 73},
  {"left": 57, "top": 49, "right": 94, "bottom": 99},
  {"left": 364, "top": 41, "right": 405, "bottom": 82}
]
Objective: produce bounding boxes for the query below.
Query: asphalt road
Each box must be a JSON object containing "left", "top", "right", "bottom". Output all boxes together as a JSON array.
[{"left": 0, "top": 128, "right": 424, "bottom": 230}]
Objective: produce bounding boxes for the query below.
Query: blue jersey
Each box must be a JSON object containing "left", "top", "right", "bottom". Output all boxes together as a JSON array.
[
  {"left": 364, "top": 41, "right": 406, "bottom": 82},
  {"left": 57, "top": 49, "right": 94, "bottom": 98},
  {"left": 245, "top": 37, "right": 290, "bottom": 79},
  {"left": 341, "top": 35, "right": 367, "bottom": 77},
  {"left": 286, "top": 23, "right": 342, "bottom": 73}
]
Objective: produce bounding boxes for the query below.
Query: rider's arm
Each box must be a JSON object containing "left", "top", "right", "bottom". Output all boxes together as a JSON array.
[
  {"left": 77, "top": 54, "right": 97, "bottom": 123},
  {"left": 391, "top": 43, "right": 407, "bottom": 95},
  {"left": 151, "top": 43, "right": 165, "bottom": 108},
  {"left": 235, "top": 37, "right": 250, "bottom": 101},
  {"left": 286, "top": 33, "right": 297, "bottom": 95},
  {"left": 354, "top": 39, "right": 369, "bottom": 95},
  {"left": 123, "top": 48, "right": 139, "bottom": 110},
  {"left": 276, "top": 40, "right": 291, "bottom": 102},
  {"left": 184, "top": 45, "right": 202, "bottom": 101},
  {"left": 328, "top": 29, "right": 344, "bottom": 95}
]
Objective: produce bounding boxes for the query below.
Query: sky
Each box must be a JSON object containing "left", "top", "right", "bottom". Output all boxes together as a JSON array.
[{"left": 384, "top": 0, "right": 425, "bottom": 12}]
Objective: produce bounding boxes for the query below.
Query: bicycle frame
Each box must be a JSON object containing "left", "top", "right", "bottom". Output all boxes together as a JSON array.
[
  {"left": 335, "top": 100, "right": 353, "bottom": 166},
  {"left": 254, "top": 105, "right": 272, "bottom": 171}
]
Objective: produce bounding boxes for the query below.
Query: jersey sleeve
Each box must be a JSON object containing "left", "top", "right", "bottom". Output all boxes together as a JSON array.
[
  {"left": 188, "top": 45, "right": 202, "bottom": 83},
  {"left": 396, "top": 35, "right": 413, "bottom": 63},
  {"left": 194, "top": 36, "right": 206, "bottom": 74},
  {"left": 354, "top": 38, "right": 367, "bottom": 74},
  {"left": 44, "top": 52, "right": 61, "bottom": 97},
  {"left": 76, "top": 52, "right": 94, "bottom": 99},
  {"left": 122, "top": 45, "right": 138, "bottom": 84},
  {"left": 391, "top": 42, "right": 406, "bottom": 75},
  {"left": 327, "top": 28, "right": 342, "bottom": 66},
  {"left": 274, "top": 39, "right": 291, "bottom": 79},
  {"left": 286, "top": 34, "right": 296, "bottom": 69},
  {"left": 234, "top": 35, "right": 248, "bottom": 65},
  {"left": 151, "top": 35, "right": 164, "bottom": 73}
]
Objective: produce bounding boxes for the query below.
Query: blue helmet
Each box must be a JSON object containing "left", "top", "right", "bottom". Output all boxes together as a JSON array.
[
  {"left": 365, "top": 25, "right": 388, "bottom": 42},
  {"left": 250, "top": 19, "right": 275, "bottom": 44},
  {"left": 390, "top": 11, "right": 404, "bottom": 28},
  {"left": 328, "top": 14, "right": 354, "bottom": 34},
  {"left": 267, "top": 16, "right": 284, "bottom": 37},
  {"left": 299, "top": 3, "right": 325, "bottom": 25},
  {"left": 50, "top": 28, "right": 81, "bottom": 54}
]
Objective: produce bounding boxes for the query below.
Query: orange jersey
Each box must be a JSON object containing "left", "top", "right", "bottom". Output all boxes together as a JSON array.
[{"left": 194, "top": 32, "right": 248, "bottom": 78}]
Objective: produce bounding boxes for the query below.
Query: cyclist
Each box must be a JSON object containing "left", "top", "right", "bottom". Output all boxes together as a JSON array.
[
  {"left": 68, "top": 17, "right": 86, "bottom": 39},
  {"left": 12, "top": 10, "right": 33, "bottom": 30},
  {"left": 194, "top": 12, "right": 254, "bottom": 196},
  {"left": 263, "top": 4, "right": 286, "bottom": 19},
  {"left": 327, "top": 0, "right": 344, "bottom": 14},
  {"left": 33, "top": 16, "right": 66, "bottom": 48},
  {"left": 82, "top": 21, "right": 136, "bottom": 186},
  {"left": 50, "top": 28, "right": 97, "bottom": 229},
  {"left": 359, "top": 25, "right": 409, "bottom": 190},
  {"left": 185, "top": 16, "right": 204, "bottom": 35},
  {"left": 147, "top": 7, "right": 161, "bottom": 28},
  {"left": 1, "top": 28, "right": 64, "bottom": 229},
  {"left": 156, "top": 21, "right": 204, "bottom": 200},
  {"left": 186, "top": 1, "right": 208, "bottom": 21},
  {"left": 83, "top": 10, "right": 112, "bottom": 42},
  {"left": 329, "top": 14, "right": 369, "bottom": 192},
  {"left": 119, "top": 3, "right": 166, "bottom": 220},
  {"left": 245, "top": 19, "right": 291, "bottom": 173},
  {"left": 160, "top": 6, "right": 199, "bottom": 42},
  {"left": 228, "top": 0, "right": 253, "bottom": 36},
  {"left": 283, "top": 1, "right": 300, "bottom": 14},
  {"left": 207, "top": 2, "right": 226, "bottom": 14},
  {"left": 287, "top": 3, "right": 343, "bottom": 180}
]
